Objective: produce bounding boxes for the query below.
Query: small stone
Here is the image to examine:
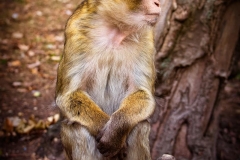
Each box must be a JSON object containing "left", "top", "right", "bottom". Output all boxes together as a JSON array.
[
  {"left": 12, "top": 13, "right": 19, "bottom": 19},
  {"left": 36, "top": 11, "right": 43, "bottom": 16},
  {"left": 158, "top": 154, "right": 175, "bottom": 160},
  {"left": 32, "top": 90, "right": 41, "bottom": 97},
  {"left": 65, "top": 10, "right": 72, "bottom": 16}
]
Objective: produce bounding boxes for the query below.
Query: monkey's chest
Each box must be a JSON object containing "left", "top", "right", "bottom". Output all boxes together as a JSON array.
[{"left": 82, "top": 55, "right": 132, "bottom": 115}]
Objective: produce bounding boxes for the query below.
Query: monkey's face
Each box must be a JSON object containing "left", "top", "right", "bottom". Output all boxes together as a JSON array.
[{"left": 99, "top": 0, "right": 161, "bottom": 29}]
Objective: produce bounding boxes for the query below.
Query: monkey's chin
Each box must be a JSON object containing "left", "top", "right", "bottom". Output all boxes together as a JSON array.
[
  {"left": 145, "top": 14, "right": 159, "bottom": 25},
  {"left": 145, "top": 19, "right": 158, "bottom": 26}
]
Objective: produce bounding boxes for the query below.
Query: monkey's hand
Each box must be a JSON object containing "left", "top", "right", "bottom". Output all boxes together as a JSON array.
[{"left": 96, "top": 121, "right": 129, "bottom": 158}]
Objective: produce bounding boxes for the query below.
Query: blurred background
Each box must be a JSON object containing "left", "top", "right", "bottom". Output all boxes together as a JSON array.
[{"left": 0, "top": 0, "right": 239, "bottom": 160}]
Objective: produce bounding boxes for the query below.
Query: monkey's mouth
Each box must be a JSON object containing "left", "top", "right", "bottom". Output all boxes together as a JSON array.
[{"left": 145, "top": 14, "right": 159, "bottom": 24}]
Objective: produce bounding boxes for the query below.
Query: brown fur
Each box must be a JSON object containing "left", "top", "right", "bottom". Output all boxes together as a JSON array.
[{"left": 56, "top": 0, "right": 161, "bottom": 159}]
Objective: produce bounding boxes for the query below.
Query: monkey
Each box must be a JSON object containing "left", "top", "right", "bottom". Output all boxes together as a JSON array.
[{"left": 55, "top": 0, "right": 161, "bottom": 159}]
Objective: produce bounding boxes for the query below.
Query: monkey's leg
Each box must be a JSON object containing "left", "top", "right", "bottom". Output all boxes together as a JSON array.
[
  {"left": 61, "top": 122, "right": 104, "bottom": 160},
  {"left": 125, "top": 120, "right": 151, "bottom": 160}
]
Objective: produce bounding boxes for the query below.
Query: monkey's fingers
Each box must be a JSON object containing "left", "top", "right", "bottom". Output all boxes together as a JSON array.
[
  {"left": 113, "top": 143, "right": 127, "bottom": 159},
  {"left": 96, "top": 128, "right": 105, "bottom": 142},
  {"left": 97, "top": 140, "right": 121, "bottom": 158}
]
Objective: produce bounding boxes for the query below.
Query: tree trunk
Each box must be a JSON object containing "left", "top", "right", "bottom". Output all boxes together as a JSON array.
[{"left": 150, "top": 0, "right": 240, "bottom": 160}]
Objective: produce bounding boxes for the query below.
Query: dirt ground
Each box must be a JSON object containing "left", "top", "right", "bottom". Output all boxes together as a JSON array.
[
  {"left": 0, "top": 0, "right": 79, "bottom": 159},
  {"left": 0, "top": 0, "right": 240, "bottom": 160}
]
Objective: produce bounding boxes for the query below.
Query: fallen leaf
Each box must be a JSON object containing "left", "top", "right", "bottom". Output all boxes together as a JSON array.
[
  {"left": 8, "top": 117, "right": 22, "bottom": 127},
  {"left": 47, "top": 113, "right": 60, "bottom": 125},
  {"left": 18, "top": 44, "right": 29, "bottom": 51},
  {"left": 50, "top": 56, "right": 61, "bottom": 61},
  {"left": 22, "top": 123, "right": 35, "bottom": 133},
  {"left": 36, "top": 11, "right": 43, "bottom": 16},
  {"left": 12, "top": 81, "right": 22, "bottom": 87},
  {"left": 54, "top": 35, "right": 64, "bottom": 42},
  {"left": 3, "top": 118, "right": 14, "bottom": 133},
  {"left": 54, "top": 114, "right": 60, "bottom": 122},
  {"left": 18, "top": 112, "right": 23, "bottom": 117},
  {"left": 27, "top": 61, "right": 41, "bottom": 69},
  {"left": 27, "top": 50, "right": 35, "bottom": 57},
  {"left": 17, "top": 88, "right": 28, "bottom": 93},
  {"left": 8, "top": 60, "right": 21, "bottom": 67},
  {"left": 44, "top": 156, "right": 50, "bottom": 160},
  {"left": 1, "top": 39, "right": 8, "bottom": 44},
  {"left": 16, "top": 120, "right": 26, "bottom": 133},
  {"left": 0, "top": 131, "right": 4, "bottom": 137},
  {"left": 12, "top": 32, "right": 23, "bottom": 39},
  {"left": 47, "top": 116, "right": 54, "bottom": 123},
  {"left": 35, "top": 120, "right": 46, "bottom": 129},
  {"left": 46, "top": 44, "right": 56, "bottom": 50},
  {"left": 31, "top": 68, "right": 38, "bottom": 74}
]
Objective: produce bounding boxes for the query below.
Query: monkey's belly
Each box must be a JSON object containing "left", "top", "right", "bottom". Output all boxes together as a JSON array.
[{"left": 85, "top": 71, "right": 129, "bottom": 115}]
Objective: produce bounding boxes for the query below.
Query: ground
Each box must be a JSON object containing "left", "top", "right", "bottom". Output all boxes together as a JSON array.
[
  {"left": 0, "top": 1, "right": 240, "bottom": 160},
  {"left": 0, "top": 0, "right": 79, "bottom": 159}
]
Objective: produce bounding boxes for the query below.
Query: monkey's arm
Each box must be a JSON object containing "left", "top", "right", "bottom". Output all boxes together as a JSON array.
[
  {"left": 97, "top": 89, "right": 155, "bottom": 157},
  {"left": 57, "top": 91, "right": 110, "bottom": 137}
]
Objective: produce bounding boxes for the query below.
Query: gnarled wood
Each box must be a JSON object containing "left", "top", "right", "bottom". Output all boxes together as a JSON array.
[{"left": 151, "top": 0, "right": 240, "bottom": 159}]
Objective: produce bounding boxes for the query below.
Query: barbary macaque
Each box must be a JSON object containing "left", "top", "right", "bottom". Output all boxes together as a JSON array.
[{"left": 56, "top": 0, "right": 161, "bottom": 159}]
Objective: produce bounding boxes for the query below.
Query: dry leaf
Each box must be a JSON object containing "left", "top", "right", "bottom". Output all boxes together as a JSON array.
[
  {"left": 18, "top": 44, "right": 29, "bottom": 51},
  {"left": 46, "top": 44, "right": 56, "bottom": 50},
  {"left": 17, "top": 88, "right": 28, "bottom": 93},
  {"left": 12, "top": 81, "right": 22, "bottom": 87},
  {"left": 28, "top": 50, "right": 35, "bottom": 57},
  {"left": 0, "top": 131, "right": 4, "bottom": 137},
  {"left": 12, "top": 32, "right": 23, "bottom": 39},
  {"left": 54, "top": 35, "right": 64, "bottom": 42},
  {"left": 8, "top": 60, "right": 21, "bottom": 67},
  {"left": 3, "top": 118, "right": 14, "bottom": 133},
  {"left": 35, "top": 120, "right": 46, "bottom": 129},
  {"left": 47, "top": 113, "right": 60, "bottom": 124},
  {"left": 54, "top": 114, "right": 60, "bottom": 122},
  {"left": 50, "top": 56, "right": 61, "bottom": 61},
  {"left": 22, "top": 123, "right": 35, "bottom": 133},
  {"left": 47, "top": 116, "right": 54, "bottom": 123},
  {"left": 27, "top": 61, "right": 41, "bottom": 69},
  {"left": 9, "top": 117, "right": 22, "bottom": 127},
  {"left": 16, "top": 120, "right": 26, "bottom": 133},
  {"left": 31, "top": 68, "right": 38, "bottom": 74}
]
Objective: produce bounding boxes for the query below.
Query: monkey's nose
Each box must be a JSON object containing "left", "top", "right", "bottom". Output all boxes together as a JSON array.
[{"left": 153, "top": 0, "right": 160, "bottom": 8}]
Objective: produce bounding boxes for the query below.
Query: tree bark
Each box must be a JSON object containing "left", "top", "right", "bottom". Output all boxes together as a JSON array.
[{"left": 151, "top": 0, "right": 240, "bottom": 160}]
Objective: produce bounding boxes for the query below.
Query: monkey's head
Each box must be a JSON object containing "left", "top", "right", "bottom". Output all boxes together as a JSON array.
[{"left": 98, "top": 0, "right": 161, "bottom": 30}]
